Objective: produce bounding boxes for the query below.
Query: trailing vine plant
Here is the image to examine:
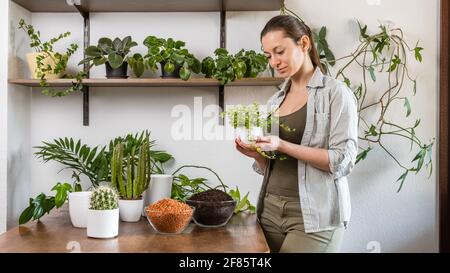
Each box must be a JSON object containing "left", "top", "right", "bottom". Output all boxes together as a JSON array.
[
  {"left": 18, "top": 19, "right": 85, "bottom": 97},
  {"left": 280, "top": 4, "right": 434, "bottom": 192}
]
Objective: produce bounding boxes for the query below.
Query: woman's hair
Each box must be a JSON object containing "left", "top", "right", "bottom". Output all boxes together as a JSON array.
[{"left": 260, "top": 15, "right": 324, "bottom": 73}]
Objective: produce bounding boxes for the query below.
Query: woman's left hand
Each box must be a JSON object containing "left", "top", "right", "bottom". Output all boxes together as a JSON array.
[{"left": 255, "top": 135, "right": 282, "bottom": 151}]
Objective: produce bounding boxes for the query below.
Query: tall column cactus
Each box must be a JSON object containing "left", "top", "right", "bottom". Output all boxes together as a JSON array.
[
  {"left": 111, "top": 135, "right": 151, "bottom": 199},
  {"left": 89, "top": 186, "right": 119, "bottom": 210}
]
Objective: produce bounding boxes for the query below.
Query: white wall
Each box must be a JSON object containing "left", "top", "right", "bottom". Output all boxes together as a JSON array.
[
  {"left": 4, "top": 0, "right": 440, "bottom": 252},
  {"left": 6, "top": 2, "right": 32, "bottom": 230},
  {"left": 0, "top": 0, "right": 10, "bottom": 234}
]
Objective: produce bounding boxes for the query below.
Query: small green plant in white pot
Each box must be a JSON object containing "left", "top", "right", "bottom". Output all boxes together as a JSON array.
[
  {"left": 223, "top": 102, "right": 295, "bottom": 160},
  {"left": 87, "top": 186, "right": 119, "bottom": 239},
  {"left": 111, "top": 136, "right": 151, "bottom": 222},
  {"left": 222, "top": 102, "right": 266, "bottom": 145}
]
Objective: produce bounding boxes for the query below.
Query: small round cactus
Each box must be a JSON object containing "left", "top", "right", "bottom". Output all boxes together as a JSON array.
[{"left": 89, "top": 186, "right": 119, "bottom": 210}]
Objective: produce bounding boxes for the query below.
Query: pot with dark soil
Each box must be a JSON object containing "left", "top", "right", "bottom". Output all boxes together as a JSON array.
[
  {"left": 160, "top": 61, "right": 180, "bottom": 78},
  {"left": 105, "top": 61, "right": 128, "bottom": 78},
  {"left": 186, "top": 189, "right": 236, "bottom": 227}
]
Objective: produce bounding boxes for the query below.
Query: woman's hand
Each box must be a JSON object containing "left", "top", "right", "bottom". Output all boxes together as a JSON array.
[
  {"left": 255, "top": 135, "right": 282, "bottom": 152},
  {"left": 235, "top": 137, "right": 261, "bottom": 159}
]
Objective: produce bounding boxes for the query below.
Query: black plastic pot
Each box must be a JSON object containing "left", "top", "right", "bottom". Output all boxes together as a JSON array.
[
  {"left": 105, "top": 62, "right": 128, "bottom": 79},
  {"left": 160, "top": 62, "right": 180, "bottom": 78}
]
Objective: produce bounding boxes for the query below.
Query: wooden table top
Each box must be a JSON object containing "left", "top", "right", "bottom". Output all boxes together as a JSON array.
[{"left": 0, "top": 206, "right": 269, "bottom": 253}]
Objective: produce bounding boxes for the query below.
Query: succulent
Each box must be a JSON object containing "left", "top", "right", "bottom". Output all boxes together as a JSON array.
[
  {"left": 111, "top": 135, "right": 151, "bottom": 199},
  {"left": 89, "top": 186, "right": 119, "bottom": 210}
]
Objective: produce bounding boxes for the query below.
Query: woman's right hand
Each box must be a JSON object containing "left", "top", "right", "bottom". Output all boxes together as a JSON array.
[{"left": 235, "top": 137, "right": 262, "bottom": 159}]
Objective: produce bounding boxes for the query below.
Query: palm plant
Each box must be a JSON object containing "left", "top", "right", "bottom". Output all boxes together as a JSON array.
[{"left": 33, "top": 131, "right": 173, "bottom": 187}]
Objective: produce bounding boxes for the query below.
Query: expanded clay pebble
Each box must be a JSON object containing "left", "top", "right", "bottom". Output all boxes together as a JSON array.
[{"left": 146, "top": 198, "right": 193, "bottom": 233}]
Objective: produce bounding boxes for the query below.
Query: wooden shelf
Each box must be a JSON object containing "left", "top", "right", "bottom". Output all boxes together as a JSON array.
[
  {"left": 12, "top": 0, "right": 282, "bottom": 12},
  {"left": 9, "top": 77, "right": 284, "bottom": 88}
]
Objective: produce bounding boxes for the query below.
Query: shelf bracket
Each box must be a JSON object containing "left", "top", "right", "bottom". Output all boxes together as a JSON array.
[
  {"left": 218, "top": 7, "right": 226, "bottom": 125},
  {"left": 219, "top": 85, "right": 224, "bottom": 125},
  {"left": 74, "top": 3, "right": 90, "bottom": 126}
]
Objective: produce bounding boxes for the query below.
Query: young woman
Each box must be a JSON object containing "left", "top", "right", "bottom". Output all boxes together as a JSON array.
[{"left": 235, "top": 15, "right": 358, "bottom": 253}]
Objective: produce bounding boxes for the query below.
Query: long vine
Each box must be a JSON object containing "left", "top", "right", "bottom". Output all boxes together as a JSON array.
[{"left": 281, "top": 5, "right": 434, "bottom": 192}]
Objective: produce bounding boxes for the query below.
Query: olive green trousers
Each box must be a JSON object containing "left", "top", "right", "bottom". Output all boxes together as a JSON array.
[{"left": 259, "top": 192, "right": 345, "bottom": 253}]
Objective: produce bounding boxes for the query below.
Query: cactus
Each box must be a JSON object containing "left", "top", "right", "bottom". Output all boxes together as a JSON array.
[
  {"left": 89, "top": 186, "right": 119, "bottom": 210},
  {"left": 111, "top": 135, "right": 151, "bottom": 199}
]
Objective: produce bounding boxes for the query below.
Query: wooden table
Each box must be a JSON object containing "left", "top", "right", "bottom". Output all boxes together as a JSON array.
[{"left": 0, "top": 206, "right": 269, "bottom": 253}]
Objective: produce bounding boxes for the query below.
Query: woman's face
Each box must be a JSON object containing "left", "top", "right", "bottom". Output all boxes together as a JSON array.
[{"left": 261, "top": 30, "right": 309, "bottom": 78}]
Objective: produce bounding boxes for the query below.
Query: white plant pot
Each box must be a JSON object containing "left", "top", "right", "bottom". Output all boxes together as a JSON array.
[
  {"left": 236, "top": 127, "right": 263, "bottom": 144},
  {"left": 68, "top": 191, "right": 92, "bottom": 228},
  {"left": 87, "top": 208, "right": 119, "bottom": 239},
  {"left": 119, "top": 199, "right": 144, "bottom": 222},
  {"left": 142, "top": 174, "right": 173, "bottom": 216}
]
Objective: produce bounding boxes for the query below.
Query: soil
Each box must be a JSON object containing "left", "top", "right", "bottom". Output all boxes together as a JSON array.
[{"left": 188, "top": 189, "right": 233, "bottom": 202}]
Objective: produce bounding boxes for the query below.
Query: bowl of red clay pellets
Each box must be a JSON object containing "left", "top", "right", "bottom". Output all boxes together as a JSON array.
[{"left": 145, "top": 198, "right": 194, "bottom": 234}]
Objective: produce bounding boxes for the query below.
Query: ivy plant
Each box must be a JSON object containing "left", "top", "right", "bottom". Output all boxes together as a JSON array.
[
  {"left": 281, "top": 5, "right": 434, "bottom": 192},
  {"left": 18, "top": 18, "right": 84, "bottom": 97}
]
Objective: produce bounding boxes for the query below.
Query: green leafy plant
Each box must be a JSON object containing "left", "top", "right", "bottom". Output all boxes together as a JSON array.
[
  {"left": 110, "top": 136, "right": 151, "bottom": 199},
  {"left": 89, "top": 186, "right": 119, "bottom": 210},
  {"left": 127, "top": 53, "right": 146, "bottom": 78},
  {"left": 79, "top": 36, "right": 138, "bottom": 69},
  {"left": 19, "top": 182, "right": 74, "bottom": 224},
  {"left": 18, "top": 18, "right": 84, "bottom": 97},
  {"left": 281, "top": 6, "right": 434, "bottom": 192},
  {"left": 33, "top": 131, "right": 172, "bottom": 188},
  {"left": 222, "top": 102, "right": 293, "bottom": 160},
  {"left": 201, "top": 48, "right": 268, "bottom": 85},
  {"left": 170, "top": 165, "right": 255, "bottom": 214},
  {"left": 34, "top": 138, "right": 109, "bottom": 187},
  {"left": 143, "top": 35, "right": 201, "bottom": 80},
  {"left": 228, "top": 186, "right": 256, "bottom": 214}
]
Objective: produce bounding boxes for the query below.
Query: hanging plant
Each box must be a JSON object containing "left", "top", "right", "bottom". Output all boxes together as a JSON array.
[
  {"left": 18, "top": 18, "right": 85, "bottom": 97},
  {"left": 281, "top": 5, "right": 434, "bottom": 192}
]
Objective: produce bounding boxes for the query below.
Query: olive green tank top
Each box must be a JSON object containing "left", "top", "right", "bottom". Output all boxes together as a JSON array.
[{"left": 266, "top": 104, "right": 307, "bottom": 197}]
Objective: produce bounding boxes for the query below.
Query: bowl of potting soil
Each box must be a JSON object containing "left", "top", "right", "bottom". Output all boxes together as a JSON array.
[
  {"left": 186, "top": 189, "right": 236, "bottom": 228},
  {"left": 145, "top": 198, "right": 194, "bottom": 234}
]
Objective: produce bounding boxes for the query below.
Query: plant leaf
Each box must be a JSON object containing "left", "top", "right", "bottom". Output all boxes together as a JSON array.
[
  {"left": 108, "top": 53, "right": 123, "bottom": 69},
  {"left": 404, "top": 98, "right": 411, "bottom": 117}
]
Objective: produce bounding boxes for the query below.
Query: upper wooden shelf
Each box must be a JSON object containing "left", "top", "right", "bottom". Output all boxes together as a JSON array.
[
  {"left": 9, "top": 77, "right": 284, "bottom": 87},
  {"left": 11, "top": 0, "right": 283, "bottom": 13}
]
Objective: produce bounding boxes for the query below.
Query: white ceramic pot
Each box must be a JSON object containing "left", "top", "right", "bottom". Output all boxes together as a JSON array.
[
  {"left": 68, "top": 191, "right": 92, "bottom": 228},
  {"left": 142, "top": 174, "right": 173, "bottom": 215},
  {"left": 119, "top": 199, "right": 144, "bottom": 222},
  {"left": 87, "top": 208, "right": 119, "bottom": 239},
  {"left": 236, "top": 126, "right": 263, "bottom": 144}
]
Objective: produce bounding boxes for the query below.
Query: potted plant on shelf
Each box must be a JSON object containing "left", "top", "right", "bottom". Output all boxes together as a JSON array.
[
  {"left": 127, "top": 53, "right": 146, "bottom": 78},
  {"left": 111, "top": 135, "right": 151, "bottom": 222},
  {"left": 143, "top": 35, "right": 201, "bottom": 80},
  {"left": 18, "top": 18, "right": 84, "bottom": 97},
  {"left": 201, "top": 48, "right": 268, "bottom": 84},
  {"left": 79, "top": 36, "right": 138, "bottom": 78},
  {"left": 87, "top": 186, "right": 119, "bottom": 239}
]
